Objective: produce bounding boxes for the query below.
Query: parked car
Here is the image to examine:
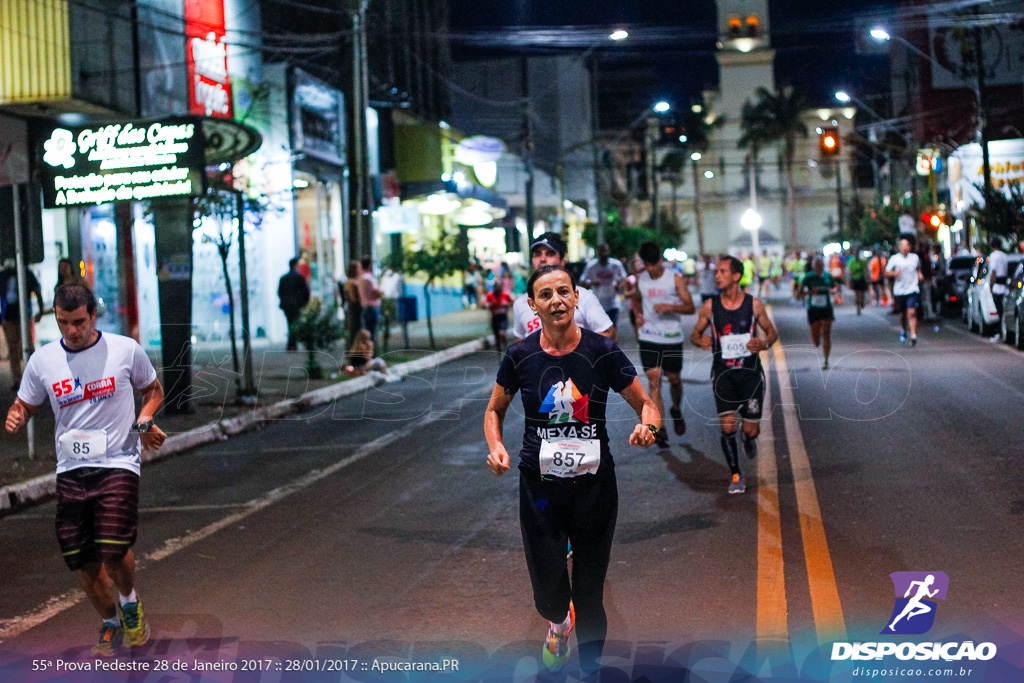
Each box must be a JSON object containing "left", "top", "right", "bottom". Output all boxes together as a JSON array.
[
  {"left": 936, "top": 255, "right": 978, "bottom": 316},
  {"left": 965, "top": 253, "right": 1024, "bottom": 335},
  {"left": 1001, "top": 262, "right": 1024, "bottom": 348}
]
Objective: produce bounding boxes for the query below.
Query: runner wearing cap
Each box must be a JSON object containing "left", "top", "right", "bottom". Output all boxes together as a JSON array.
[{"left": 512, "top": 232, "right": 614, "bottom": 341}]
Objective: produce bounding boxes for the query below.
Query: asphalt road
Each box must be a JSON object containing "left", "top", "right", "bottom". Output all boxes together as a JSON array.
[{"left": 0, "top": 296, "right": 1022, "bottom": 682}]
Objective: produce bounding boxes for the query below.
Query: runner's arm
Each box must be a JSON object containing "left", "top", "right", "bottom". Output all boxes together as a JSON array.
[
  {"left": 689, "top": 299, "right": 714, "bottom": 350},
  {"left": 618, "top": 378, "right": 659, "bottom": 449},
  {"left": 5, "top": 397, "right": 38, "bottom": 433},
  {"left": 484, "top": 383, "right": 515, "bottom": 476},
  {"left": 750, "top": 298, "right": 778, "bottom": 352},
  {"left": 671, "top": 273, "right": 696, "bottom": 314},
  {"left": 136, "top": 379, "right": 167, "bottom": 451}
]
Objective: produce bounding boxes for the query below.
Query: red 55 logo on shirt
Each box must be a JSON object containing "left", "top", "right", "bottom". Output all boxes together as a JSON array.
[
  {"left": 527, "top": 317, "right": 541, "bottom": 333},
  {"left": 52, "top": 379, "right": 74, "bottom": 397}
]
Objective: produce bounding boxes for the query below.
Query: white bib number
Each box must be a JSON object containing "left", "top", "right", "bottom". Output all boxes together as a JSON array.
[
  {"left": 539, "top": 439, "right": 601, "bottom": 478},
  {"left": 721, "top": 333, "right": 752, "bottom": 360},
  {"left": 810, "top": 294, "right": 829, "bottom": 308},
  {"left": 58, "top": 429, "right": 107, "bottom": 461}
]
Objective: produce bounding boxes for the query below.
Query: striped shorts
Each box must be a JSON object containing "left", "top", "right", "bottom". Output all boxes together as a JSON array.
[{"left": 55, "top": 467, "right": 139, "bottom": 571}]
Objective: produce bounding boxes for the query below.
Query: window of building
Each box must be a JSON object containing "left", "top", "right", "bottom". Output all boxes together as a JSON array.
[
  {"left": 746, "top": 16, "right": 760, "bottom": 38},
  {"left": 728, "top": 16, "right": 741, "bottom": 39}
]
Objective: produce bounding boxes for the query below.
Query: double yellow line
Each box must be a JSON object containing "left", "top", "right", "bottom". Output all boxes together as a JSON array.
[{"left": 756, "top": 308, "right": 847, "bottom": 649}]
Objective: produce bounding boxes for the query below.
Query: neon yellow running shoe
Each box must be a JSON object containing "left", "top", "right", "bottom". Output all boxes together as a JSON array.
[
  {"left": 120, "top": 599, "right": 150, "bottom": 647},
  {"left": 541, "top": 601, "right": 575, "bottom": 672}
]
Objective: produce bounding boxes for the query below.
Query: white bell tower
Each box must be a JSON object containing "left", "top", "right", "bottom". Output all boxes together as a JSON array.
[{"left": 715, "top": 0, "right": 775, "bottom": 116}]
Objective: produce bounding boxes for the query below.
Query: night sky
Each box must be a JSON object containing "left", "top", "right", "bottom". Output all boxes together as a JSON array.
[{"left": 448, "top": 0, "right": 901, "bottom": 126}]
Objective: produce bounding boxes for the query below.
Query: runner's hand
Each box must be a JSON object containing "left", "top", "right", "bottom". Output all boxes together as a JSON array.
[
  {"left": 653, "top": 304, "right": 671, "bottom": 314},
  {"left": 698, "top": 335, "right": 712, "bottom": 350},
  {"left": 5, "top": 401, "right": 28, "bottom": 433},
  {"left": 487, "top": 443, "right": 510, "bottom": 476},
  {"left": 747, "top": 338, "right": 766, "bottom": 353},
  {"left": 140, "top": 425, "right": 167, "bottom": 453},
  {"left": 629, "top": 424, "right": 654, "bottom": 449},
  {"left": 635, "top": 314, "right": 645, "bottom": 328}
]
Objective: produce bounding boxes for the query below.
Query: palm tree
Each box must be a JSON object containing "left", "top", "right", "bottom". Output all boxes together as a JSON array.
[
  {"left": 659, "top": 150, "right": 687, "bottom": 234},
  {"left": 741, "top": 86, "right": 811, "bottom": 249}
]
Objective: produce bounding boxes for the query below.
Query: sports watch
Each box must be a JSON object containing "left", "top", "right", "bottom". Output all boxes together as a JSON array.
[{"left": 133, "top": 420, "right": 155, "bottom": 433}]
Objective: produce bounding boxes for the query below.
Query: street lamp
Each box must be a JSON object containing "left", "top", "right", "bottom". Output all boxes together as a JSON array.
[
  {"left": 653, "top": 101, "right": 671, "bottom": 113},
  {"left": 834, "top": 90, "right": 851, "bottom": 103},
  {"left": 609, "top": 29, "right": 628, "bottom": 41},
  {"left": 592, "top": 29, "right": 631, "bottom": 246},
  {"left": 870, "top": 26, "right": 991, "bottom": 191}
]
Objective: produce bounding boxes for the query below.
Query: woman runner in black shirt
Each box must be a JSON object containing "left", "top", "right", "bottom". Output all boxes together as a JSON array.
[{"left": 484, "top": 265, "right": 659, "bottom": 675}]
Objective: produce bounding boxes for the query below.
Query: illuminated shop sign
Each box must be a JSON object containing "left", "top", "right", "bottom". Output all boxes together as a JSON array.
[
  {"left": 38, "top": 118, "right": 205, "bottom": 208},
  {"left": 186, "top": 0, "right": 233, "bottom": 118}
]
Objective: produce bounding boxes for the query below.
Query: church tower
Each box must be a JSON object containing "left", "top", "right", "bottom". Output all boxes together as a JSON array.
[{"left": 714, "top": 0, "right": 775, "bottom": 118}]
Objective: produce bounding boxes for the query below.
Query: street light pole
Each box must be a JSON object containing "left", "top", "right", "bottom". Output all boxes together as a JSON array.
[{"left": 521, "top": 53, "right": 536, "bottom": 242}]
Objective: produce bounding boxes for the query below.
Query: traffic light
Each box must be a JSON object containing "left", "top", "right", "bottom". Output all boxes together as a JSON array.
[{"left": 819, "top": 127, "right": 839, "bottom": 157}]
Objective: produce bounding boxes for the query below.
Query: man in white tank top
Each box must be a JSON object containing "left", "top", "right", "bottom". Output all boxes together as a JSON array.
[{"left": 633, "top": 241, "right": 695, "bottom": 445}]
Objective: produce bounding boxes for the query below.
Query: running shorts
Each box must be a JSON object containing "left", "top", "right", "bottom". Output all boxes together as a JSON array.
[
  {"left": 56, "top": 467, "right": 140, "bottom": 571},
  {"left": 712, "top": 368, "right": 765, "bottom": 419},
  {"left": 893, "top": 293, "right": 920, "bottom": 313},
  {"left": 638, "top": 341, "right": 684, "bottom": 375},
  {"left": 851, "top": 278, "right": 868, "bottom": 292},
  {"left": 807, "top": 307, "right": 835, "bottom": 324}
]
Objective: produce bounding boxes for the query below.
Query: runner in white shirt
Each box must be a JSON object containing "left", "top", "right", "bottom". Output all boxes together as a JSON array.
[
  {"left": 633, "top": 241, "right": 696, "bottom": 445},
  {"left": 580, "top": 244, "right": 628, "bottom": 340},
  {"left": 512, "top": 232, "right": 614, "bottom": 341},
  {"left": 885, "top": 237, "right": 923, "bottom": 346},
  {"left": 5, "top": 283, "right": 166, "bottom": 656}
]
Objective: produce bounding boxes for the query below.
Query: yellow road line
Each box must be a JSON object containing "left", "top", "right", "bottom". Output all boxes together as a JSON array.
[
  {"left": 756, "top": 361, "right": 788, "bottom": 646},
  {"left": 771, "top": 337, "right": 847, "bottom": 644}
]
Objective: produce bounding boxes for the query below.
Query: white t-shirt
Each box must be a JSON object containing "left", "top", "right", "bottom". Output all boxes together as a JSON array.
[
  {"left": 885, "top": 252, "right": 921, "bottom": 296},
  {"left": 18, "top": 332, "right": 158, "bottom": 476},
  {"left": 988, "top": 250, "right": 1009, "bottom": 295},
  {"left": 512, "top": 287, "right": 613, "bottom": 339},
  {"left": 637, "top": 268, "right": 686, "bottom": 344},
  {"left": 579, "top": 258, "right": 628, "bottom": 311}
]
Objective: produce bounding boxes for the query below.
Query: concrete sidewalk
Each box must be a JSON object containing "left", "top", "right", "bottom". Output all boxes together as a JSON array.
[{"left": 0, "top": 307, "right": 491, "bottom": 502}]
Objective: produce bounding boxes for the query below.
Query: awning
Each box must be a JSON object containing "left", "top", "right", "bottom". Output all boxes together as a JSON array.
[{"left": 731, "top": 228, "right": 782, "bottom": 247}]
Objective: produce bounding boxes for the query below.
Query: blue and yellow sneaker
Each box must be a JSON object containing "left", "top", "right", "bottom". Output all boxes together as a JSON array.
[
  {"left": 541, "top": 602, "right": 575, "bottom": 672},
  {"left": 120, "top": 599, "right": 150, "bottom": 647}
]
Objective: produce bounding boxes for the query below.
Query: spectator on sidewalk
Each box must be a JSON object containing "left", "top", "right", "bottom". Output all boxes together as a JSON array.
[
  {"left": 278, "top": 258, "right": 310, "bottom": 351},
  {"left": 358, "top": 256, "right": 383, "bottom": 342},
  {"left": 341, "top": 261, "right": 363, "bottom": 347},
  {"left": 463, "top": 263, "right": 482, "bottom": 308},
  {"left": 0, "top": 259, "right": 44, "bottom": 385},
  {"left": 344, "top": 329, "right": 390, "bottom": 376},
  {"left": 54, "top": 258, "right": 86, "bottom": 298},
  {"left": 698, "top": 254, "right": 719, "bottom": 303}
]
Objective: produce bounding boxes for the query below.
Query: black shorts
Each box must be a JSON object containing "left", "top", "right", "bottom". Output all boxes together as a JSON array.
[
  {"left": 56, "top": 467, "right": 140, "bottom": 571},
  {"left": 807, "top": 307, "right": 835, "bottom": 324},
  {"left": 491, "top": 315, "right": 509, "bottom": 335},
  {"left": 638, "top": 340, "right": 684, "bottom": 375},
  {"left": 712, "top": 368, "right": 765, "bottom": 419},
  {"left": 851, "top": 278, "right": 868, "bottom": 292},
  {"left": 893, "top": 292, "right": 920, "bottom": 313}
]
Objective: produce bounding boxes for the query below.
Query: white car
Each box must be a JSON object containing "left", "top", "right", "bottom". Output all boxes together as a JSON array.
[{"left": 965, "top": 253, "right": 1024, "bottom": 335}]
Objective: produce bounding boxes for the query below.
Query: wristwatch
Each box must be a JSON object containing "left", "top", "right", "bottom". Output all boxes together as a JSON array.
[
  {"left": 646, "top": 424, "right": 659, "bottom": 436},
  {"left": 133, "top": 420, "right": 154, "bottom": 433}
]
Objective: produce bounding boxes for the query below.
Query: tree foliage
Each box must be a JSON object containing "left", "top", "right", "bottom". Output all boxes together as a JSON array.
[
  {"left": 400, "top": 232, "right": 470, "bottom": 349},
  {"left": 974, "top": 184, "right": 1024, "bottom": 241}
]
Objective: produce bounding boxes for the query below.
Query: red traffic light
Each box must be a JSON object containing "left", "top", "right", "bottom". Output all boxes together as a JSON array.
[{"left": 819, "top": 127, "right": 839, "bottom": 157}]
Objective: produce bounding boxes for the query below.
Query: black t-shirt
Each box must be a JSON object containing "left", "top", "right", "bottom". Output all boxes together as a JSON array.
[{"left": 496, "top": 328, "right": 637, "bottom": 474}]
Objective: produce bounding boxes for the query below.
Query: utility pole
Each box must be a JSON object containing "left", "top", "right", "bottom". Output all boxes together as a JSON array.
[
  {"left": 973, "top": 13, "right": 992, "bottom": 192},
  {"left": 235, "top": 189, "right": 255, "bottom": 401},
  {"left": 521, "top": 54, "right": 536, "bottom": 242},
  {"left": 590, "top": 54, "right": 605, "bottom": 246},
  {"left": 350, "top": 0, "right": 371, "bottom": 259},
  {"left": 646, "top": 115, "right": 659, "bottom": 232},
  {"left": 12, "top": 187, "right": 35, "bottom": 459},
  {"left": 835, "top": 158, "right": 844, "bottom": 243}
]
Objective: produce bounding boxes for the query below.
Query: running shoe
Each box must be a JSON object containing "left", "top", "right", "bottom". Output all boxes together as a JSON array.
[
  {"left": 910, "top": 337, "right": 918, "bottom": 347},
  {"left": 542, "top": 602, "right": 575, "bottom": 672},
  {"left": 120, "top": 599, "right": 150, "bottom": 648},
  {"left": 728, "top": 473, "right": 746, "bottom": 494},
  {"left": 822, "top": 360, "right": 829, "bottom": 370},
  {"left": 742, "top": 435, "right": 758, "bottom": 460},
  {"left": 567, "top": 538, "right": 572, "bottom": 561},
  {"left": 899, "top": 331, "right": 906, "bottom": 344},
  {"left": 670, "top": 407, "right": 686, "bottom": 435},
  {"left": 92, "top": 623, "right": 123, "bottom": 657}
]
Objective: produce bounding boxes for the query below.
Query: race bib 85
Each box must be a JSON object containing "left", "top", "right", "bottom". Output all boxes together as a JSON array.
[{"left": 58, "top": 429, "right": 107, "bottom": 461}]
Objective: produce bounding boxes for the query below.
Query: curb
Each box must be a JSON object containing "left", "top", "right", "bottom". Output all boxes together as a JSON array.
[{"left": 0, "top": 337, "right": 488, "bottom": 513}]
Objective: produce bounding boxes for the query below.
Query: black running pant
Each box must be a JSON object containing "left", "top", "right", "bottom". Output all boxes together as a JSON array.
[{"left": 519, "top": 466, "right": 618, "bottom": 673}]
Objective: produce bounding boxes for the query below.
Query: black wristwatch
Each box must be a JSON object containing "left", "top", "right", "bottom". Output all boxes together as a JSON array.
[
  {"left": 133, "top": 420, "right": 154, "bottom": 433},
  {"left": 646, "top": 424, "right": 659, "bottom": 435}
]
